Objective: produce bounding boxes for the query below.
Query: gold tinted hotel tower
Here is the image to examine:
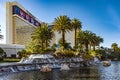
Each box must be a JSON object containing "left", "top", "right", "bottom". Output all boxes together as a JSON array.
[{"left": 6, "top": 2, "right": 41, "bottom": 45}]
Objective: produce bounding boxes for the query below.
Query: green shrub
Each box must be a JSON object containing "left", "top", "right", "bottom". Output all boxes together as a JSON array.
[
  {"left": 17, "top": 49, "right": 29, "bottom": 58},
  {"left": 44, "top": 48, "right": 52, "bottom": 52},
  {"left": 84, "top": 53, "right": 93, "bottom": 60},
  {"left": 54, "top": 49, "right": 75, "bottom": 58},
  {"left": 0, "top": 47, "right": 5, "bottom": 61}
]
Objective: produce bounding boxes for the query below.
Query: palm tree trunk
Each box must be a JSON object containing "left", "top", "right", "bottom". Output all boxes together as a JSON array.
[
  {"left": 85, "top": 43, "right": 89, "bottom": 54},
  {"left": 45, "top": 40, "right": 47, "bottom": 48},
  {"left": 41, "top": 40, "right": 44, "bottom": 51},
  {"left": 62, "top": 29, "right": 65, "bottom": 48},
  {"left": 74, "top": 29, "right": 77, "bottom": 47},
  {"left": 89, "top": 44, "right": 91, "bottom": 50},
  {"left": 93, "top": 45, "right": 95, "bottom": 51}
]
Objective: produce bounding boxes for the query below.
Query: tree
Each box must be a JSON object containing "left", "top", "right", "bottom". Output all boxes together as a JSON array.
[
  {"left": 111, "top": 43, "right": 118, "bottom": 51},
  {"left": 77, "top": 30, "right": 103, "bottom": 53},
  {"left": 0, "top": 25, "right": 3, "bottom": 40},
  {"left": 31, "top": 23, "right": 54, "bottom": 52},
  {"left": 88, "top": 32, "right": 96, "bottom": 50},
  {"left": 77, "top": 30, "right": 91, "bottom": 53},
  {"left": 90, "top": 34, "right": 103, "bottom": 51},
  {"left": 31, "top": 26, "right": 44, "bottom": 51},
  {"left": 58, "top": 38, "right": 71, "bottom": 49},
  {"left": 111, "top": 43, "right": 120, "bottom": 59},
  {"left": 17, "top": 49, "right": 27, "bottom": 58},
  {"left": 76, "top": 30, "right": 84, "bottom": 51},
  {"left": 53, "top": 15, "right": 71, "bottom": 48},
  {"left": 0, "top": 34, "right": 3, "bottom": 40},
  {"left": 82, "top": 30, "right": 92, "bottom": 53},
  {"left": 26, "top": 41, "right": 41, "bottom": 53},
  {"left": 95, "top": 36, "right": 103, "bottom": 50},
  {"left": 0, "top": 47, "right": 5, "bottom": 61},
  {"left": 71, "top": 18, "right": 82, "bottom": 47},
  {"left": 43, "top": 24, "right": 54, "bottom": 48}
]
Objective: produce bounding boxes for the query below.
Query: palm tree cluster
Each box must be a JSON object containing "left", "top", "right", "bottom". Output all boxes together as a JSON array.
[
  {"left": 53, "top": 15, "right": 82, "bottom": 49},
  {"left": 53, "top": 15, "right": 103, "bottom": 52},
  {"left": 77, "top": 30, "right": 103, "bottom": 53},
  {"left": 26, "top": 15, "right": 103, "bottom": 55}
]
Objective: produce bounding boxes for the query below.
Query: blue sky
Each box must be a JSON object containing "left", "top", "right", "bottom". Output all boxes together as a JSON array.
[{"left": 0, "top": 0, "right": 120, "bottom": 48}]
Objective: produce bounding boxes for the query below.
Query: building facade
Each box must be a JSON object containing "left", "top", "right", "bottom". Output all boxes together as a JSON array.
[
  {"left": 6, "top": 1, "right": 41, "bottom": 45},
  {"left": 3, "top": 1, "right": 75, "bottom": 57},
  {"left": 3, "top": 1, "right": 41, "bottom": 57}
]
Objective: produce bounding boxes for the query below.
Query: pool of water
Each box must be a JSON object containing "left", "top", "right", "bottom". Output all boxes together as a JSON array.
[{"left": 0, "top": 61, "right": 120, "bottom": 80}]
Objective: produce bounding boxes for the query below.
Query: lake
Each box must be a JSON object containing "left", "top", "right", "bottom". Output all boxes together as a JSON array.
[{"left": 0, "top": 61, "right": 120, "bottom": 80}]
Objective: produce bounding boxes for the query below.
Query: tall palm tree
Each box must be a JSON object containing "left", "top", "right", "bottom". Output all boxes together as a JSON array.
[
  {"left": 43, "top": 24, "right": 54, "bottom": 48},
  {"left": 31, "top": 26, "right": 44, "bottom": 51},
  {"left": 90, "top": 34, "right": 103, "bottom": 51},
  {"left": 77, "top": 30, "right": 91, "bottom": 53},
  {"left": 77, "top": 30, "right": 103, "bottom": 53},
  {"left": 82, "top": 30, "right": 93, "bottom": 53},
  {"left": 89, "top": 32, "right": 96, "bottom": 50},
  {"left": 71, "top": 18, "right": 82, "bottom": 47},
  {"left": 96, "top": 36, "right": 103, "bottom": 46},
  {"left": 76, "top": 30, "right": 84, "bottom": 51},
  {"left": 31, "top": 23, "right": 54, "bottom": 51},
  {"left": 83, "top": 31, "right": 103, "bottom": 51},
  {"left": 53, "top": 15, "right": 71, "bottom": 48}
]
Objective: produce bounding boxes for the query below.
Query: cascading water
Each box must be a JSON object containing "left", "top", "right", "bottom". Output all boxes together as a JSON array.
[
  {"left": 20, "top": 54, "right": 54, "bottom": 63},
  {"left": 94, "top": 57, "right": 100, "bottom": 64}
]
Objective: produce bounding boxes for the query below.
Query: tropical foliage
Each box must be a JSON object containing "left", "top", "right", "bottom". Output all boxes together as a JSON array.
[
  {"left": 58, "top": 38, "right": 72, "bottom": 49},
  {"left": 77, "top": 30, "right": 103, "bottom": 54},
  {"left": 30, "top": 23, "right": 54, "bottom": 53},
  {"left": 111, "top": 43, "right": 118, "bottom": 51},
  {"left": 71, "top": 18, "right": 82, "bottom": 47},
  {"left": 111, "top": 43, "right": 120, "bottom": 59},
  {"left": 54, "top": 48, "right": 75, "bottom": 58},
  {"left": 0, "top": 34, "right": 3, "bottom": 40},
  {"left": 17, "top": 49, "right": 29, "bottom": 58},
  {"left": 20, "top": 15, "right": 104, "bottom": 59},
  {"left": 0, "top": 47, "right": 6, "bottom": 61},
  {"left": 53, "top": 15, "right": 71, "bottom": 48}
]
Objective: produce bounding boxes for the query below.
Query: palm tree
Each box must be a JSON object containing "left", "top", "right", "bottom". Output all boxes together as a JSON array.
[
  {"left": 0, "top": 25, "right": 3, "bottom": 40},
  {"left": 31, "top": 26, "right": 43, "bottom": 51},
  {"left": 71, "top": 18, "right": 82, "bottom": 47},
  {"left": 76, "top": 30, "right": 84, "bottom": 51},
  {"left": 77, "top": 30, "right": 92, "bottom": 53},
  {"left": 77, "top": 30, "right": 103, "bottom": 53},
  {"left": 43, "top": 24, "right": 54, "bottom": 48},
  {"left": 53, "top": 15, "right": 71, "bottom": 48},
  {"left": 96, "top": 36, "right": 103, "bottom": 46},
  {"left": 31, "top": 23, "right": 54, "bottom": 51},
  {"left": 111, "top": 43, "right": 118, "bottom": 51},
  {"left": 90, "top": 34, "right": 103, "bottom": 51},
  {"left": 88, "top": 32, "right": 96, "bottom": 50},
  {"left": 82, "top": 30, "right": 92, "bottom": 53},
  {"left": 0, "top": 34, "right": 3, "bottom": 40}
]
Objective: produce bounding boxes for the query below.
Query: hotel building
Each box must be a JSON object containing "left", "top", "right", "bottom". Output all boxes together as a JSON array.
[{"left": 1, "top": 1, "right": 74, "bottom": 57}]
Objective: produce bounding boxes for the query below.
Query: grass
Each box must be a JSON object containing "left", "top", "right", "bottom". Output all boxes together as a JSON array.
[{"left": 1, "top": 58, "right": 21, "bottom": 62}]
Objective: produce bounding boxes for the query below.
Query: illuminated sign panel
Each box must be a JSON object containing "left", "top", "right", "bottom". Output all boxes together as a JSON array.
[{"left": 12, "top": 5, "right": 40, "bottom": 26}]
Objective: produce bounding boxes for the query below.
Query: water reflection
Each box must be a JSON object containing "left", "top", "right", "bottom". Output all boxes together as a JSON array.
[
  {"left": 99, "top": 61, "right": 120, "bottom": 80},
  {"left": 0, "top": 61, "right": 120, "bottom": 80}
]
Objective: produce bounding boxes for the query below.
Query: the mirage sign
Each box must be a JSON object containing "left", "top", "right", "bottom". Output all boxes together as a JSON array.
[{"left": 12, "top": 5, "right": 40, "bottom": 27}]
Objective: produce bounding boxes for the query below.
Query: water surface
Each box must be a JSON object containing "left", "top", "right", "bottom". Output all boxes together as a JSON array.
[{"left": 0, "top": 61, "right": 120, "bottom": 80}]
